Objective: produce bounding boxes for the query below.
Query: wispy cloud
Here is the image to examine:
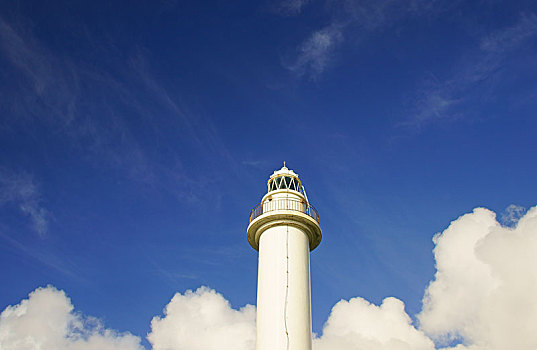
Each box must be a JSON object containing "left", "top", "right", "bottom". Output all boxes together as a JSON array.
[
  {"left": 403, "top": 79, "right": 464, "bottom": 130},
  {"left": 0, "top": 18, "right": 79, "bottom": 127},
  {"left": 335, "top": 0, "right": 426, "bottom": 31},
  {"left": 0, "top": 20, "right": 161, "bottom": 185},
  {"left": 0, "top": 231, "right": 81, "bottom": 278},
  {"left": 145, "top": 254, "right": 198, "bottom": 287},
  {"left": 242, "top": 160, "right": 269, "bottom": 169},
  {"left": 284, "top": 0, "right": 451, "bottom": 79},
  {"left": 402, "top": 14, "right": 537, "bottom": 129},
  {"left": 0, "top": 16, "right": 234, "bottom": 204},
  {"left": 480, "top": 14, "right": 537, "bottom": 54},
  {"left": 285, "top": 25, "right": 343, "bottom": 79},
  {"left": 0, "top": 168, "right": 49, "bottom": 236},
  {"left": 272, "top": 0, "right": 310, "bottom": 16}
]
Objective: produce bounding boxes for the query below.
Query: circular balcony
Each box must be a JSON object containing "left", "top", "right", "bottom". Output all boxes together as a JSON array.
[{"left": 249, "top": 198, "right": 319, "bottom": 223}]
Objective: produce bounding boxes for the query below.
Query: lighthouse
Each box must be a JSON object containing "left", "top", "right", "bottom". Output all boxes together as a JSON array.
[{"left": 247, "top": 164, "right": 322, "bottom": 350}]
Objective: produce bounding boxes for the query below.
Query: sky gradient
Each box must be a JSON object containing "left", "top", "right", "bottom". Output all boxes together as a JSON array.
[{"left": 1, "top": 1, "right": 536, "bottom": 349}]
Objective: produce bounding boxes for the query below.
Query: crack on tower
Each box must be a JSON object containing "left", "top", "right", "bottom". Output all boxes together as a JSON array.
[{"left": 284, "top": 223, "right": 290, "bottom": 350}]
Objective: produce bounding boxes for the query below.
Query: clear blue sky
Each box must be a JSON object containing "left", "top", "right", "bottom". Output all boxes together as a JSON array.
[{"left": 0, "top": 1, "right": 536, "bottom": 348}]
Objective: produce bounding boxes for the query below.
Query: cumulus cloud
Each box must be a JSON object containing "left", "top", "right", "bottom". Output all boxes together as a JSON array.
[
  {"left": 147, "top": 287, "right": 256, "bottom": 350},
  {"left": 3, "top": 206, "right": 536, "bottom": 350},
  {"left": 500, "top": 204, "right": 526, "bottom": 227},
  {"left": 147, "top": 286, "right": 434, "bottom": 350},
  {"left": 0, "top": 286, "right": 143, "bottom": 350},
  {"left": 145, "top": 206, "right": 537, "bottom": 350},
  {"left": 314, "top": 297, "right": 434, "bottom": 350},
  {"left": 419, "top": 206, "right": 537, "bottom": 350},
  {"left": 0, "top": 168, "right": 49, "bottom": 236}
]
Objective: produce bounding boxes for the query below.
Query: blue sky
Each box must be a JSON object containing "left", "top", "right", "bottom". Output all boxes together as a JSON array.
[{"left": 0, "top": 1, "right": 536, "bottom": 349}]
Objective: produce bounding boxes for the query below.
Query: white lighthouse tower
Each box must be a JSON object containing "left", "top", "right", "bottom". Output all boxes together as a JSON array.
[{"left": 247, "top": 164, "right": 322, "bottom": 350}]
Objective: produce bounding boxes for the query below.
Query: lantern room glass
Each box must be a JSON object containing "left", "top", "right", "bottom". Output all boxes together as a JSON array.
[{"left": 268, "top": 176, "right": 303, "bottom": 194}]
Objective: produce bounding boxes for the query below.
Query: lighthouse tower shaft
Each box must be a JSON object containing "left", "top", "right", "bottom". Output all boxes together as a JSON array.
[
  {"left": 247, "top": 166, "right": 321, "bottom": 350},
  {"left": 257, "top": 223, "right": 312, "bottom": 350}
]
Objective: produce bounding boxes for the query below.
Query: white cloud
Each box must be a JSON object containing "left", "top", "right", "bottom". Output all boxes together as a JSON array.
[
  {"left": 287, "top": 26, "right": 343, "bottom": 79},
  {"left": 337, "top": 0, "right": 422, "bottom": 31},
  {"left": 314, "top": 297, "right": 435, "bottom": 350},
  {"left": 404, "top": 14, "right": 537, "bottom": 129},
  {"left": 480, "top": 14, "right": 537, "bottom": 54},
  {"left": 3, "top": 206, "right": 537, "bottom": 350},
  {"left": 0, "top": 168, "right": 49, "bottom": 236},
  {"left": 500, "top": 204, "right": 526, "bottom": 227},
  {"left": 147, "top": 287, "right": 256, "bottom": 350},
  {"left": 0, "top": 286, "right": 143, "bottom": 350},
  {"left": 419, "top": 206, "right": 537, "bottom": 350},
  {"left": 284, "top": 0, "right": 451, "bottom": 79},
  {"left": 145, "top": 206, "right": 537, "bottom": 350},
  {"left": 0, "top": 17, "right": 79, "bottom": 126},
  {"left": 146, "top": 286, "right": 434, "bottom": 350},
  {"left": 274, "top": 0, "right": 310, "bottom": 16},
  {"left": 0, "top": 17, "right": 233, "bottom": 205}
]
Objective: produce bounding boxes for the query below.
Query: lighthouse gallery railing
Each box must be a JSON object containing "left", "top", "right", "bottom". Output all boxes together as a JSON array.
[{"left": 249, "top": 198, "right": 319, "bottom": 223}]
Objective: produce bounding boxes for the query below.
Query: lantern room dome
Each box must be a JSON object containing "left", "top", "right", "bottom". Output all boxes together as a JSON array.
[{"left": 267, "top": 164, "right": 305, "bottom": 195}]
